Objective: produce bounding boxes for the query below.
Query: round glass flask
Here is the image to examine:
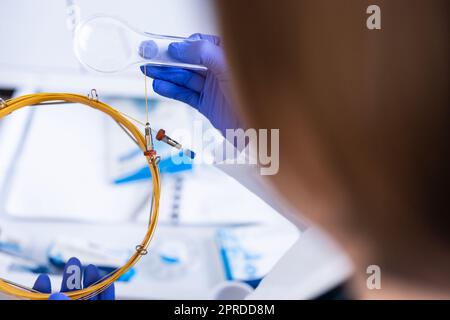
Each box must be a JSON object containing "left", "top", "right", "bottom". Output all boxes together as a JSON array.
[{"left": 73, "top": 15, "right": 207, "bottom": 73}]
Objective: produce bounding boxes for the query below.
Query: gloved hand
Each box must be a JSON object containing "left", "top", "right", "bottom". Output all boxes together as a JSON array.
[
  {"left": 140, "top": 33, "right": 242, "bottom": 137},
  {"left": 32, "top": 257, "right": 115, "bottom": 300}
]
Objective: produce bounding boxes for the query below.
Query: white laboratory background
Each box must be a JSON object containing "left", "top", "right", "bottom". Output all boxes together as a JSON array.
[{"left": 0, "top": 0, "right": 299, "bottom": 299}]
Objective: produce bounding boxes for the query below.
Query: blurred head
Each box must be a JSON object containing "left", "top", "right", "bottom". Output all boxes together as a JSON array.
[{"left": 215, "top": 0, "right": 449, "bottom": 296}]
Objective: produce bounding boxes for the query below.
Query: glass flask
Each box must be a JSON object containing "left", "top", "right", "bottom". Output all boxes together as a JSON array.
[{"left": 73, "top": 15, "right": 207, "bottom": 73}]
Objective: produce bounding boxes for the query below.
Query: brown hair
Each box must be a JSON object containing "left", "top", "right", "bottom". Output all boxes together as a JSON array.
[{"left": 216, "top": 0, "right": 450, "bottom": 290}]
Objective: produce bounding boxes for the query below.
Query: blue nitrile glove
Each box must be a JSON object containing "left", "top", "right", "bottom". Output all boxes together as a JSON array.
[
  {"left": 140, "top": 33, "right": 242, "bottom": 137},
  {"left": 32, "top": 257, "right": 115, "bottom": 300}
]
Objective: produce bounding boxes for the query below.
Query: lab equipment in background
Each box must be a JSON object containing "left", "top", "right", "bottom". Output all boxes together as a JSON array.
[
  {"left": 0, "top": 227, "right": 50, "bottom": 274},
  {"left": 73, "top": 15, "right": 207, "bottom": 73},
  {"left": 5, "top": 255, "right": 50, "bottom": 275},
  {"left": 145, "top": 239, "right": 199, "bottom": 280},
  {"left": 211, "top": 281, "right": 254, "bottom": 300},
  {"left": 0, "top": 227, "right": 22, "bottom": 257},
  {"left": 216, "top": 226, "right": 299, "bottom": 287},
  {"left": 135, "top": 165, "right": 295, "bottom": 227}
]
